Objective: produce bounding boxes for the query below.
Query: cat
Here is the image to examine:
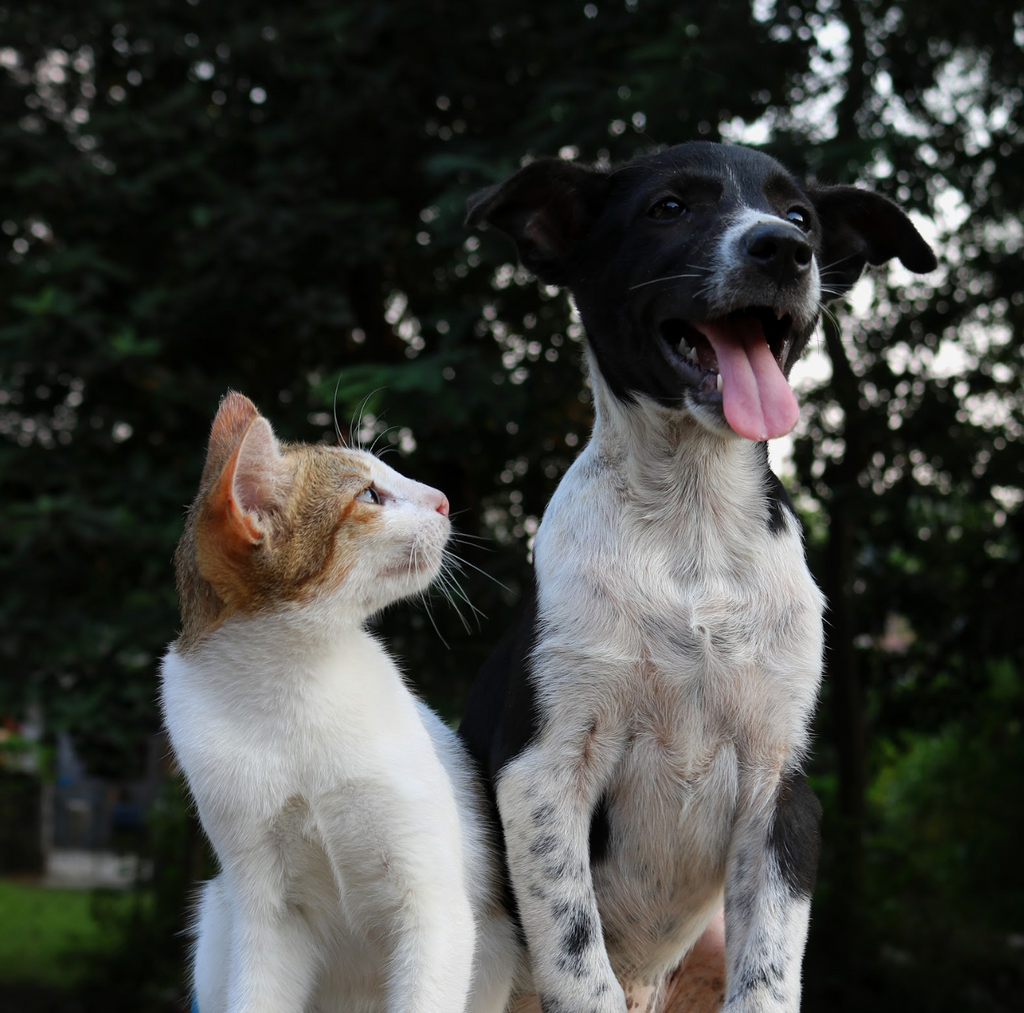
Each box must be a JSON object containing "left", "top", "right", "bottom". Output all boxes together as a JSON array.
[{"left": 159, "top": 391, "right": 519, "bottom": 1013}]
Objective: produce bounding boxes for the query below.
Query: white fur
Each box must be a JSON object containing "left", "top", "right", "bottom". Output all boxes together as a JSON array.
[
  {"left": 161, "top": 453, "right": 518, "bottom": 1013},
  {"left": 497, "top": 363, "right": 823, "bottom": 1011}
]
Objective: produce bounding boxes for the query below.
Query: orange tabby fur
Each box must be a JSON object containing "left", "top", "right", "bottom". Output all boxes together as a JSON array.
[{"left": 174, "top": 391, "right": 387, "bottom": 653}]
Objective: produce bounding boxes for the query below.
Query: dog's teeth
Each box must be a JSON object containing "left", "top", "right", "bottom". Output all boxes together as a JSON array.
[
  {"left": 689, "top": 348, "right": 699, "bottom": 365},
  {"left": 677, "top": 338, "right": 690, "bottom": 355},
  {"left": 773, "top": 306, "right": 784, "bottom": 320},
  {"left": 716, "top": 373, "right": 723, "bottom": 393}
]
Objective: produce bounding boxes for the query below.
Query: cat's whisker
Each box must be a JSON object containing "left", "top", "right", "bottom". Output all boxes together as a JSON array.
[
  {"left": 418, "top": 587, "right": 453, "bottom": 647},
  {"left": 331, "top": 373, "right": 347, "bottom": 448},
  {"left": 409, "top": 539, "right": 465, "bottom": 639},
  {"left": 439, "top": 561, "right": 486, "bottom": 617},
  {"left": 349, "top": 394, "right": 370, "bottom": 450},
  {"left": 434, "top": 581, "right": 476, "bottom": 634},
  {"left": 415, "top": 551, "right": 478, "bottom": 634},
  {"left": 350, "top": 387, "right": 388, "bottom": 451},
  {"left": 433, "top": 564, "right": 483, "bottom": 633},
  {"left": 368, "top": 425, "right": 403, "bottom": 458},
  {"left": 444, "top": 550, "right": 511, "bottom": 592},
  {"left": 447, "top": 530, "right": 496, "bottom": 550}
]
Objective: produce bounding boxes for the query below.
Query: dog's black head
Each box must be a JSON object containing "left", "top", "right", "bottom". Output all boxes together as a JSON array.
[{"left": 467, "top": 142, "right": 937, "bottom": 441}]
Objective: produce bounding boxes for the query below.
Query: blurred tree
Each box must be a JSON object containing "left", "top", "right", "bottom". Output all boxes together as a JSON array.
[
  {"left": 0, "top": 1, "right": 1020, "bottom": 1010},
  {"left": 0, "top": 0, "right": 808, "bottom": 768}
]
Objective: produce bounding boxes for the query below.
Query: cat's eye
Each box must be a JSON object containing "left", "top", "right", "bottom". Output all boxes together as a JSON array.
[
  {"left": 786, "top": 207, "right": 810, "bottom": 230},
  {"left": 356, "top": 485, "right": 381, "bottom": 505},
  {"left": 648, "top": 198, "right": 687, "bottom": 220}
]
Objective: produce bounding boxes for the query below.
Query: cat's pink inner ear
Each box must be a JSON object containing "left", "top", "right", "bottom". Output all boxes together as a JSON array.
[
  {"left": 201, "top": 391, "right": 260, "bottom": 489},
  {"left": 230, "top": 417, "right": 290, "bottom": 517},
  {"left": 207, "top": 417, "right": 289, "bottom": 547}
]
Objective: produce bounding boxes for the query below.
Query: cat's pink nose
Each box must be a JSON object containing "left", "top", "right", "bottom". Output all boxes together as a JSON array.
[{"left": 435, "top": 494, "right": 450, "bottom": 517}]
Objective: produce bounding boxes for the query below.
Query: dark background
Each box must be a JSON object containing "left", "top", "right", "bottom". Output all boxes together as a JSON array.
[{"left": 1, "top": 1, "right": 1022, "bottom": 1010}]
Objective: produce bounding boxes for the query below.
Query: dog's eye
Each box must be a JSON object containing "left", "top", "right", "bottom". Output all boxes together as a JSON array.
[
  {"left": 355, "top": 485, "right": 381, "bottom": 505},
  {"left": 648, "top": 198, "right": 687, "bottom": 220},
  {"left": 786, "top": 207, "right": 810, "bottom": 230}
]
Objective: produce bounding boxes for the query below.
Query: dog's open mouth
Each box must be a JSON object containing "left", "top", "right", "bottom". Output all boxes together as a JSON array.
[{"left": 659, "top": 307, "right": 800, "bottom": 441}]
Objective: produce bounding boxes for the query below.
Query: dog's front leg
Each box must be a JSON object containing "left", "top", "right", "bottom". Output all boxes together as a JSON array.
[
  {"left": 721, "top": 770, "right": 821, "bottom": 1013},
  {"left": 497, "top": 725, "right": 626, "bottom": 1013}
]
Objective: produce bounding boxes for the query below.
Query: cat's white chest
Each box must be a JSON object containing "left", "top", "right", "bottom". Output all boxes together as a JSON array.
[
  {"left": 160, "top": 627, "right": 450, "bottom": 846},
  {"left": 160, "top": 623, "right": 481, "bottom": 987}
]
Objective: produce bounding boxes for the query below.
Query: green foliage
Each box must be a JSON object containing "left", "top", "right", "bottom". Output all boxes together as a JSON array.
[
  {"left": 854, "top": 660, "right": 1024, "bottom": 1010},
  {"left": 1, "top": 1, "right": 1022, "bottom": 1009},
  {"left": 0, "top": 880, "right": 136, "bottom": 988},
  {"left": 870, "top": 659, "right": 1024, "bottom": 922}
]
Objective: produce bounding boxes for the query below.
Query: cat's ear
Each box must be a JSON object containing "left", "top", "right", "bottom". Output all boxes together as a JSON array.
[
  {"left": 204, "top": 396, "right": 291, "bottom": 549},
  {"left": 201, "top": 391, "right": 260, "bottom": 489}
]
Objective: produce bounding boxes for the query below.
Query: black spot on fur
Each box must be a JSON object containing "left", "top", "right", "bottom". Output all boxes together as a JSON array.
[
  {"left": 730, "top": 884, "right": 756, "bottom": 921},
  {"left": 726, "top": 844, "right": 756, "bottom": 918},
  {"left": 542, "top": 858, "right": 575, "bottom": 879},
  {"left": 589, "top": 794, "right": 611, "bottom": 865},
  {"left": 737, "top": 963, "right": 786, "bottom": 1002},
  {"left": 770, "top": 770, "right": 822, "bottom": 897},
  {"left": 553, "top": 901, "right": 598, "bottom": 976},
  {"left": 540, "top": 997, "right": 602, "bottom": 1013},
  {"left": 532, "top": 802, "right": 556, "bottom": 825},
  {"left": 530, "top": 834, "right": 560, "bottom": 857},
  {"left": 555, "top": 951, "right": 587, "bottom": 977},
  {"left": 668, "top": 628, "right": 700, "bottom": 656}
]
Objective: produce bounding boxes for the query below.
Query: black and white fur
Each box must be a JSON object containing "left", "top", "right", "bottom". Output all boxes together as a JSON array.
[{"left": 459, "top": 142, "right": 936, "bottom": 1013}]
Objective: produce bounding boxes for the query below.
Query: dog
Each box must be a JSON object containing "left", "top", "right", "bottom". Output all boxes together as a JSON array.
[{"left": 458, "top": 141, "right": 936, "bottom": 1013}]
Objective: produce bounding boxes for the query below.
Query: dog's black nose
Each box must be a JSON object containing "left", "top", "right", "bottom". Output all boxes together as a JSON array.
[{"left": 744, "top": 223, "right": 812, "bottom": 283}]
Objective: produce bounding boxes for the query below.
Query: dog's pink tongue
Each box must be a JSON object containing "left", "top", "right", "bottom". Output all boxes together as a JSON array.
[{"left": 694, "top": 317, "right": 799, "bottom": 441}]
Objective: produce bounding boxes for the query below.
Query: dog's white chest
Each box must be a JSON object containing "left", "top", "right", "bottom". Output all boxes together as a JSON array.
[
  {"left": 533, "top": 433, "right": 823, "bottom": 754},
  {"left": 525, "top": 422, "right": 824, "bottom": 977}
]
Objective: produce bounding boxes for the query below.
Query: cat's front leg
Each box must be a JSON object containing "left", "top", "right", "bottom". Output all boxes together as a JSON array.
[
  {"left": 319, "top": 783, "right": 479, "bottom": 1013},
  {"left": 497, "top": 724, "right": 627, "bottom": 1013},
  {"left": 384, "top": 883, "right": 477, "bottom": 1013},
  {"left": 221, "top": 882, "right": 320, "bottom": 1013},
  {"left": 721, "top": 770, "right": 821, "bottom": 1013},
  {"left": 193, "top": 877, "right": 231, "bottom": 1013}
]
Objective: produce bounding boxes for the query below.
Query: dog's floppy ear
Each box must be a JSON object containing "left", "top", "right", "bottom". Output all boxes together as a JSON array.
[
  {"left": 466, "top": 159, "right": 610, "bottom": 286},
  {"left": 808, "top": 184, "right": 938, "bottom": 299}
]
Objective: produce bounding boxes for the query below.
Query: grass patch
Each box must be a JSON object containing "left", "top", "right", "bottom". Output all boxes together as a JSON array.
[{"left": 0, "top": 880, "right": 139, "bottom": 989}]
